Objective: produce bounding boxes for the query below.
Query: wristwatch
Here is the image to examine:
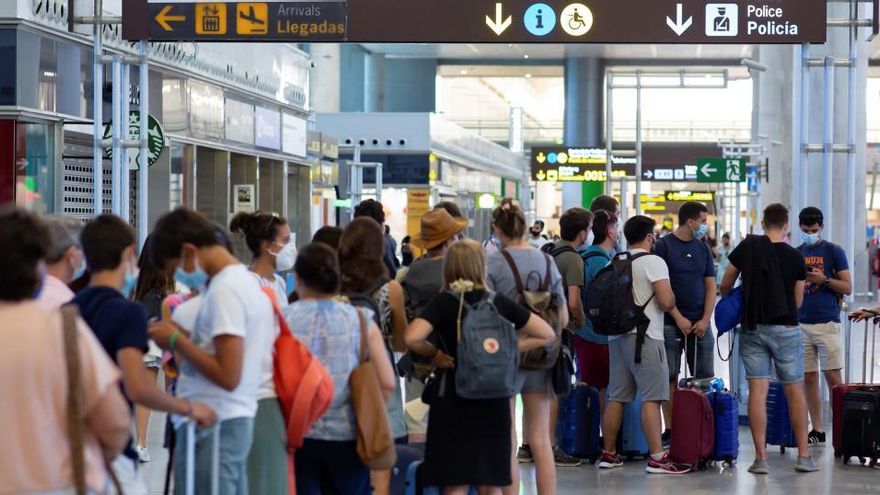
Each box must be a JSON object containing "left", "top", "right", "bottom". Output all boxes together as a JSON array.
[{"left": 823, "top": 278, "right": 832, "bottom": 287}]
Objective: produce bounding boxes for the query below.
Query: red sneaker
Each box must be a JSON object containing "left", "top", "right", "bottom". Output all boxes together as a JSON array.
[
  {"left": 646, "top": 453, "right": 691, "bottom": 474},
  {"left": 597, "top": 451, "right": 624, "bottom": 469}
]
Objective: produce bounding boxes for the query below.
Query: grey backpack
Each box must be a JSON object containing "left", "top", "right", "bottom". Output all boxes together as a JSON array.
[{"left": 451, "top": 291, "right": 518, "bottom": 400}]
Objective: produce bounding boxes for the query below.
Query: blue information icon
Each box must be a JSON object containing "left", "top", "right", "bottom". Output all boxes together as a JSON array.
[{"left": 524, "top": 3, "right": 556, "bottom": 36}]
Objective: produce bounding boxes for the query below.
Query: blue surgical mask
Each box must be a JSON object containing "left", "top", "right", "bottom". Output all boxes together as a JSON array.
[
  {"left": 121, "top": 268, "right": 139, "bottom": 297},
  {"left": 801, "top": 231, "right": 820, "bottom": 247},
  {"left": 694, "top": 224, "right": 709, "bottom": 240},
  {"left": 72, "top": 258, "right": 87, "bottom": 281},
  {"left": 175, "top": 252, "right": 209, "bottom": 291}
]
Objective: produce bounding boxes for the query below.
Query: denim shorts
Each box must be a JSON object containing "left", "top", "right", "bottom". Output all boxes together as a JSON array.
[
  {"left": 740, "top": 325, "right": 805, "bottom": 384},
  {"left": 663, "top": 324, "right": 715, "bottom": 381}
]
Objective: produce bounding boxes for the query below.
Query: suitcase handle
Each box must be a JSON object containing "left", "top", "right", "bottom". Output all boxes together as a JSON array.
[{"left": 185, "top": 420, "right": 221, "bottom": 495}]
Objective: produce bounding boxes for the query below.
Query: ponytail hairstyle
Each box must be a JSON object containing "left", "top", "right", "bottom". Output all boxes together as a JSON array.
[
  {"left": 491, "top": 197, "right": 527, "bottom": 240},
  {"left": 294, "top": 242, "right": 340, "bottom": 295},
  {"left": 229, "top": 211, "right": 288, "bottom": 258}
]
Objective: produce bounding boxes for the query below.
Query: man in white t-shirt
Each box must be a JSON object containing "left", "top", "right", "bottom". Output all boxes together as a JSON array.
[
  {"left": 148, "top": 208, "right": 274, "bottom": 495},
  {"left": 596, "top": 216, "right": 689, "bottom": 475}
]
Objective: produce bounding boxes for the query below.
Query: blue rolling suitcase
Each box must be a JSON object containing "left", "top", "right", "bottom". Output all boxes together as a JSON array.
[
  {"left": 708, "top": 390, "right": 739, "bottom": 466},
  {"left": 406, "top": 461, "right": 477, "bottom": 495},
  {"left": 618, "top": 395, "right": 649, "bottom": 460},
  {"left": 556, "top": 384, "right": 601, "bottom": 462},
  {"left": 392, "top": 445, "right": 424, "bottom": 495},
  {"left": 766, "top": 380, "right": 797, "bottom": 453}
]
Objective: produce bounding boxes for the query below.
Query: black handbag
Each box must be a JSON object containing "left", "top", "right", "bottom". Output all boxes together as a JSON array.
[
  {"left": 552, "top": 345, "right": 575, "bottom": 397},
  {"left": 421, "top": 370, "right": 447, "bottom": 405}
]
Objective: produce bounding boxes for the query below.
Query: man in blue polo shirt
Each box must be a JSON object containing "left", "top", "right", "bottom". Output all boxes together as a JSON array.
[
  {"left": 797, "top": 207, "right": 852, "bottom": 445},
  {"left": 654, "top": 201, "right": 716, "bottom": 445}
]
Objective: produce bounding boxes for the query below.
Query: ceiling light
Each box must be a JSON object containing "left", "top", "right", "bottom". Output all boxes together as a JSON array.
[
  {"left": 523, "top": 54, "right": 530, "bottom": 59},
  {"left": 460, "top": 69, "right": 469, "bottom": 75},
  {"left": 524, "top": 73, "right": 532, "bottom": 79}
]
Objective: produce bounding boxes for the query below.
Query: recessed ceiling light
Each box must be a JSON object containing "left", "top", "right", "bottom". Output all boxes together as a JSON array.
[
  {"left": 524, "top": 73, "right": 532, "bottom": 79},
  {"left": 460, "top": 69, "right": 469, "bottom": 75},
  {"left": 523, "top": 54, "right": 530, "bottom": 59}
]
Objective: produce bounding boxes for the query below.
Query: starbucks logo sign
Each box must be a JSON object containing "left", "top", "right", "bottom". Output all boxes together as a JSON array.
[{"left": 103, "top": 111, "right": 165, "bottom": 170}]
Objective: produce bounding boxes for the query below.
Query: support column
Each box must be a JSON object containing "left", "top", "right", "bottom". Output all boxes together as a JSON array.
[
  {"left": 308, "top": 44, "right": 341, "bottom": 112},
  {"left": 364, "top": 51, "right": 386, "bottom": 112},
  {"left": 563, "top": 57, "right": 604, "bottom": 209}
]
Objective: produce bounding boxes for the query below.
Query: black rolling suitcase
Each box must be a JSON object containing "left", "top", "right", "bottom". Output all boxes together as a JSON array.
[{"left": 840, "top": 389, "right": 880, "bottom": 466}]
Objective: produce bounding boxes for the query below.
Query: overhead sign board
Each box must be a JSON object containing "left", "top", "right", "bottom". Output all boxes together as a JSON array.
[
  {"left": 124, "top": 0, "right": 346, "bottom": 41},
  {"left": 124, "top": 0, "right": 825, "bottom": 43},
  {"left": 530, "top": 144, "right": 724, "bottom": 183},
  {"left": 696, "top": 157, "right": 746, "bottom": 182},
  {"left": 346, "top": 0, "right": 826, "bottom": 44},
  {"left": 530, "top": 147, "right": 635, "bottom": 182}
]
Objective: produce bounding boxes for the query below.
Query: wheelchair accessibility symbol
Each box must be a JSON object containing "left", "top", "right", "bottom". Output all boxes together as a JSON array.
[{"left": 560, "top": 3, "right": 593, "bottom": 36}]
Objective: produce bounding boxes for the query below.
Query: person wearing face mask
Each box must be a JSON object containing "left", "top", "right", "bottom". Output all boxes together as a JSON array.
[
  {"left": 653, "top": 202, "right": 717, "bottom": 447},
  {"left": 720, "top": 203, "right": 816, "bottom": 473},
  {"left": 795, "top": 207, "right": 852, "bottom": 445},
  {"left": 716, "top": 233, "right": 733, "bottom": 287},
  {"left": 72, "top": 214, "right": 217, "bottom": 494},
  {"left": 572, "top": 210, "right": 620, "bottom": 424},
  {"left": 38, "top": 216, "right": 87, "bottom": 309},
  {"left": 148, "top": 208, "right": 275, "bottom": 494},
  {"left": 229, "top": 211, "right": 294, "bottom": 495}
]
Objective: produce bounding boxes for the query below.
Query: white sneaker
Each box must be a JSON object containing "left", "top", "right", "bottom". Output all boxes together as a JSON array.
[{"left": 136, "top": 445, "right": 151, "bottom": 463}]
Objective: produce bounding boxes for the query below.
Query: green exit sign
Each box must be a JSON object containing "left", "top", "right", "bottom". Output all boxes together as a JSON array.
[{"left": 696, "top": 158, "right": 745, "bottom": 183}]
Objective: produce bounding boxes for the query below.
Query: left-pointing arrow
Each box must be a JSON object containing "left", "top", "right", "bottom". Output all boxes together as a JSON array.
[{"left": 155, "top": 5, "right": 186, "bottom": 32}]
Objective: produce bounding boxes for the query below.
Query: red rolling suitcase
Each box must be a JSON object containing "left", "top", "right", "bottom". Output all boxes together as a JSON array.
[
  {"left": 669, "top": 347, "right": 715, "bottom": 468},
  {"left": 834, "top": 318, "right": 880, "bottom": 458}
]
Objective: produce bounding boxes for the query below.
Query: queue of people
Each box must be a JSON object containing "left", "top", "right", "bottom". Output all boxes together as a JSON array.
[{"left": 1, "top": 194, "right": 867, "bottom": 495}]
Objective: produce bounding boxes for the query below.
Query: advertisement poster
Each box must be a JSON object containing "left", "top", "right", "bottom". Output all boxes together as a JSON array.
[{"left": 234, "top": 184, "right": 256, "bottom": 213}]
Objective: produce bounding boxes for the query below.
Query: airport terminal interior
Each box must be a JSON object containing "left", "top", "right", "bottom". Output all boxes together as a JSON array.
[{"left": 6, "top": 0, "right": 880, "bottom": 493}]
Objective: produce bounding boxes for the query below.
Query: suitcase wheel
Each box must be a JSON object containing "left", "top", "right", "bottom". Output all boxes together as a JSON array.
[
  {"left": 834, "top": 450, "right": 841, "bottom": 459},
  {"left": 843, "top": 456, "right": 850, "bottom": 466},
  {"left": 870, "top": 458, "right": 877, "bottom": 468},
  {"left": 588, "top": 455, "right": 599, "bottom": 465},
  {"left": 780, "top": 446, "right": 786, "bottom": 454}
]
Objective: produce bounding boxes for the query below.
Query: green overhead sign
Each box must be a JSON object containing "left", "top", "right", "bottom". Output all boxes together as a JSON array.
[{"left": 696, "top": 158, "right": 745, "bottom": 183}]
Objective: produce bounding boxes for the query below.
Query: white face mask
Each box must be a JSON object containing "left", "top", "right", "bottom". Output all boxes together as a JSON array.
[{"left": 272, "top": 242, "right": 297, "bottom": 272}]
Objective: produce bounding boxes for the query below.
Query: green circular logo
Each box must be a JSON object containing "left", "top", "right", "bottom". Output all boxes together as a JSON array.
[{"left": 103, "top": 111, "right": 165, "bottom": 169}]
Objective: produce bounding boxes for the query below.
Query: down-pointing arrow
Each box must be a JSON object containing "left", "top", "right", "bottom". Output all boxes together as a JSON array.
[
  {"left": 666, "top": 3, "right": 693, "bottom": 36},
  {"left": 485, "top": 3, "right": 512, "bottom": 36}
]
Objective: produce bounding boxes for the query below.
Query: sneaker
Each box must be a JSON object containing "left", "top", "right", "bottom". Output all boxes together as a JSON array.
[
  {"left": 661, "top": 429, "right": 672, "bottom": 448},
  {"left": 795, "top": 456, "right": 819, "bottom": 473},
  {"left": 516, "top": 445, "right": 533, "bottom": 464},
  {"left": 136, "top": 445, "right": 151, "bottom": 463},
  {"left": 808, "top": 430, "right": 826, "bottom": 445},
  {"left": 748, "top": 459, "right": 769, "bottom": 474},
  {"left": 597, "top": 451, "right": 624, "bottom": 469},
  {"left": 553, "top": 446, "right": 583, "bottom": 467},
  {"left": 646, "top": 453, "right": 691, "bottom": 474}
]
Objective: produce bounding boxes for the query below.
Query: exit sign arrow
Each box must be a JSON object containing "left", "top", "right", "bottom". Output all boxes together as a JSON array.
[
  {"left": 486, "top": 3, "right": 512, "bottom": 36},
  {"left": 154, "top": 5, "right": 186, "bottom": 32},
  {"left": 700, "top": 163, "right": 718, "bottom": 176},
  {"left": 666, "top": 3, "right": 692, "bottom": 36}
]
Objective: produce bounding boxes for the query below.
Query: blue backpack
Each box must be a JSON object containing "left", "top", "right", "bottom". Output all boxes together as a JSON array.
[{"left": 450, "top": 291, "right": 518, "bottom": 400}]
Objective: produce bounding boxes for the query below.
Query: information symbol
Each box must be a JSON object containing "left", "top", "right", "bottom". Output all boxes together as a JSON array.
[{"left": 524, "top": 3, "right": 556, "bottom": 36}]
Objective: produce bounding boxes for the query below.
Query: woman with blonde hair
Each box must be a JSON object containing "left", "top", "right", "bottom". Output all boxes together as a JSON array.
[{"left": 406, "top": 240, "right": 555, "bottom": 494}]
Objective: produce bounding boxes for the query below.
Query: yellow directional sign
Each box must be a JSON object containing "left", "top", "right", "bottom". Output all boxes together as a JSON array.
[
  {"left": 195, "top": 3, "right": 227, "bottom": 35},
  {"left": 154, "top": 5, "right": 186, "bottom": 32},
  {"left": 236, "top": 3, "right": 269, "bottom": 34}
]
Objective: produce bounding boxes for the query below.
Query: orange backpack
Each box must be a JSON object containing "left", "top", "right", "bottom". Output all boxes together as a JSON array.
[{"left": 262, "top": 288, "right": 334, "bottom": 493}]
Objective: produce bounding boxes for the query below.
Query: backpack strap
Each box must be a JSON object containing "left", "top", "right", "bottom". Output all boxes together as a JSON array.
[
  {"left": 61, "top": 305, "right": 87, "bottom": 495},
  {"left": 541, "top": 253, "right": 552, "bottom": 292},
  {"left": 261, "top": 286, "right": 292, "bottom": 336},
  {"left": 499, "top": 249, "right": 528, "bottom": 301},
  {"left": 355, "top": 308, "right": 369, "bottom": 365},
  {"left": 551, "top": 245, "right": 577, "bottom": 258}
]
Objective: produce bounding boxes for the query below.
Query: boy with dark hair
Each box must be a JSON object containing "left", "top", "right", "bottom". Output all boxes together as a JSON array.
[
  {"left": 574, "top": 210, "right": 620, "bottom": 418},
  {"left": 653, "top": 201, "right": 716, "bottom": 445},
  {"left": 720, "top": 203, "right": 817, "bottom": 473},
  {"left": 598, "top": 216, "right": 685, "bottom": 474},
  {"left": 73, "top": 214, "right": 216, "bottom": 493},
  {"left": 354, "top": 199, "right": 398, "bottom": 278},
  {"left": 148, "top": 207, "right": 275, "bottom": 494},
  {"left": 590, "top": 195, "right": 621, "bottom": 217},
  {"left": 796, "top": 207, "right": 851, "bottom": 444}
]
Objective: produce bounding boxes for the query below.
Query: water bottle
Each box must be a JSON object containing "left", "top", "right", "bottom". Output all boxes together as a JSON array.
[{"left": 709, "top": 377, "right": 725, "bottom": 392}]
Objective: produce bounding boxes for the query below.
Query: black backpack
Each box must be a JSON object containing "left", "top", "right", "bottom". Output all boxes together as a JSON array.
[
  {"left": 585, "top": 251, "right": 655, "bottom": 363},
  {"left": 540, "top": 242, "right": 576, "bottom": 258}
]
